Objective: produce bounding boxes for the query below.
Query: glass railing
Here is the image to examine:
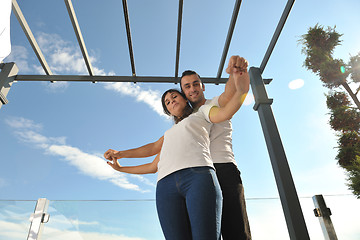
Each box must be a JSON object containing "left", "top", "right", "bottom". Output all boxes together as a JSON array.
[
  {"left": 1, "top": 195, "right": 359, "bottom": 240},
  {"left": 0, "top": 199, "right": 163, "bottom": 240},
  {"left": 0, "top": 200, "right": 37, "bottom": 240}
]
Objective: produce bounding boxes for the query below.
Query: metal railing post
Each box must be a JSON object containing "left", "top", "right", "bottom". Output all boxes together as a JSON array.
[
  {"left": 27, "top": 198, "right": 50, "bottom": 240},
  {"left": 313, "top": 194, "right": 338, "bottom": 240}
]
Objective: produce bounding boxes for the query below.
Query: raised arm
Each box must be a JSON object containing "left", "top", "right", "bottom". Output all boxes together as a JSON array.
[
  {"left": 217, "top": 55, "right": 249, "bottom": 107},
  {"left": 104, "top": 136, "right": 164, "bottom": 161},
  {"left": 107, "top": 154, "right": 160, "bottom": 174},
  {"left": 209, "top": 60, "right": 249, "bottom": 123}
]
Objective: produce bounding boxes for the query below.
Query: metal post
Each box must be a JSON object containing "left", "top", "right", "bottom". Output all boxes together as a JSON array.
[
  {"left": 313, "top": 194, "right": 338, "bottom": 240},
  {"left": 27, "top": 198, "right": 50, "bottom": 240},
  {"left": 0, "top": 62, "right": 19, "bottom": 109},
  {"left": 249, "top": 67, "right": 310, "bottom": 239}
]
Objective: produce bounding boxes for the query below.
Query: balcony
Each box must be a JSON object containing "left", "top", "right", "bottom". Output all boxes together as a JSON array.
[{"left": 1, "top": 195, "right": 359, "bottom": 239}]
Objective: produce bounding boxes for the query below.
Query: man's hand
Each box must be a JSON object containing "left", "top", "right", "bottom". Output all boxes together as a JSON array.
[{"left": 226, "top": 55, "right": 248, "bottom": 75}]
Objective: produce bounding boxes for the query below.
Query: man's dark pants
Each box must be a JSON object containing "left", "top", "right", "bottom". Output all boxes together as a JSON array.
[{"left": 214, "top": 163, "right": 252, "bottom": 240}]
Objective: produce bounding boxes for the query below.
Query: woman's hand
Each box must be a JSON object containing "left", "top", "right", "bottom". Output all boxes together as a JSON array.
[
  {"left": 107, "top": 157, "right": 122, "bottom": 171},
  {"left": 104, "top": 149, "right": 121, "bottom": 160},
  {"left": 226, "top": 56, "right": 249, "bottom": 94},
  {"left": 107, "top": 154, "right": 160, "bottom": 174},
  {"left": 233, "top": 67, "right": 250, "bottom": 95}
]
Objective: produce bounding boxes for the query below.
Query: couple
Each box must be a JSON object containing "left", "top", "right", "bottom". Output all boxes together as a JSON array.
[{"left": 105, "top": 55, "right": 251, "bottom": 240}]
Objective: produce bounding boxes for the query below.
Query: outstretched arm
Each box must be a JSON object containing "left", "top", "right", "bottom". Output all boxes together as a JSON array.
[
  {"left": 217, "top": 55, "right": 249, "bottom": 107},
  {"left": 104, "top": 136, "right": 164, "bottom": 161},
  {"left": 107, "top": 154, "right": 160, "bottom": 174},
  {"left": 209, "top": 60, "right": 249, "bottom": 123}
]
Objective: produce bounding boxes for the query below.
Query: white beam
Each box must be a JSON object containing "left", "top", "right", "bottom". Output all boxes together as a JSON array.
[
  {"left": 12, "top": 0, "right": 52, "bottom": 75},
  {"left": 64, "top": 0, "right": 94, "bottom": 76}
]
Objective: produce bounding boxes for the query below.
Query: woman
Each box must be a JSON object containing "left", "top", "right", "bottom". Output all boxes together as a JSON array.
[{"left": 106, "top": 67, "right": 249, "bottom": 240}]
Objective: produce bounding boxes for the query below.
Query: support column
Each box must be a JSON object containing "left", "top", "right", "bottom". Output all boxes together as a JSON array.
[
  {"left": 0, "top": 62, "right": 19, "bottom": 109},
  {"left": 249, "top": 67, "right": 310, "bottom": 239}
]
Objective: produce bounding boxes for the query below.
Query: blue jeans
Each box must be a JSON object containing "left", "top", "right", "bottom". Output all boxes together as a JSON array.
[{"left": 156, "top": 167, "right": 222, "bottom": 240}]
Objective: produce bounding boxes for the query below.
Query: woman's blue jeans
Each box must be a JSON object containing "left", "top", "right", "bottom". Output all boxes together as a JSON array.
[{"left": 156, "top": 167, "right": 222, "bottom": 240}]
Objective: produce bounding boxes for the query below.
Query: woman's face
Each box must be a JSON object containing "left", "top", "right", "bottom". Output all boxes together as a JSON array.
[{"left": 163, "top": 91, "right": 187, "bottom": 117}]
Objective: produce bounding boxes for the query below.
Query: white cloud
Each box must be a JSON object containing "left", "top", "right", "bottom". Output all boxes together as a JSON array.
[
  {"left": 36, "top": 32, "right": 87, "bottom": 75},
  {"left": 4, "top": 116, "right": 42, "bottom": 130},
  {"left": 4, "top": 45, "right": 32, "bottom": 72},
  {"left": 42, "top": 81, "right": 70, "bottom": 92},
  {"left": 43, "top": 214, "right": 100, "bottom": 228},
  {"left": 130, "top": 175, "right": 156, "bottom": 188},
  {"left": 288, "top": 79, "right": 305, "bottom": 90},
  {"left": 104, "top": 82, "right": 166, "bottom": 118},
  {"left": 0, "top": 220, "right": 146, "bottom": 240},
  {"left": 0, "top": 220, "right": 29, "bottom": 240},
  {"left": 47, "top": 144, "right": 142, "bottom": 191},
  {"left": 9, "top": 31, "right": 166, "bottom": 118},
  {"left": 44, "top": 228, "right": 146, "bottom": 240},
  {"left": 5, "top": 116, "right": 153, "bottom": 192},
  {"left": 0, "top": 208, "right": 149, "bottom": 240}
]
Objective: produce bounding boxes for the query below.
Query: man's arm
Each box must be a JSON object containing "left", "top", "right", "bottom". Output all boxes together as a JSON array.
[
  {"left": 217, "top": 55, "right": 248, "bottom": 107},
  {"left": 104, "top": 136, "right": 164, "bottom": 160}
]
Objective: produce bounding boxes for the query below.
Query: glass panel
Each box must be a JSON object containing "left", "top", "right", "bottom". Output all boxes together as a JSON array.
[
  {"left": 245, "top": 195, "right": 360, "bottom": 239},
  {"left": 42, "top": 200, "right": 163, "bottom": 240},
  {"left": 300, "top": 195, "right": 360, "bottom": 240},
  {"left": 1, "top": 196, "right": 359, "bottom": 239},
  {"left": 0, "top": 200, "right": 36, "bottom": 240}
]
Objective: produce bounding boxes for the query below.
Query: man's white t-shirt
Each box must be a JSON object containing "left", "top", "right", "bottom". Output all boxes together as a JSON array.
[{"left": 206, "top": 97, "right": 237, "bottom": 165}]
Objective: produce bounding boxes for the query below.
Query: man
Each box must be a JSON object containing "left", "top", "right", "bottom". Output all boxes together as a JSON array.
[{"left": 105, "top": 55, "right": 251, "bottom": 239}]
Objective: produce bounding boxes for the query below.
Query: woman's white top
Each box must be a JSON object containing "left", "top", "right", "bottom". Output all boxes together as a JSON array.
[{"left": 157, "top": 100, "right": 217, "bottom": 181}]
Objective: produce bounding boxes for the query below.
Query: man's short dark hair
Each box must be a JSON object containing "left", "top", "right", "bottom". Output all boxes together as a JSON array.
[{"left": 181, "top": 70, "right": 199, "bottom": 78}]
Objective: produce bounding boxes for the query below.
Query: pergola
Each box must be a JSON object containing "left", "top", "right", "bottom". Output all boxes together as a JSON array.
[{"left": 0, "top": 0, "right": 313, "bottom": 239}]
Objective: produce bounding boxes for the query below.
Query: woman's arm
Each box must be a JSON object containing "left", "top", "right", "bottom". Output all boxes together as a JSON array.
[
  {"left": 209, "top": 67, "right": 250, "bottom": 123},
  {"left": 107, "top": 154, "right": 160, "bottom": 174},
  {"left": 218, "top": 56, "right": 248, "bottom": 107},
  {"left": 104, "top": 136, "right": 164, "bottom": 160}
]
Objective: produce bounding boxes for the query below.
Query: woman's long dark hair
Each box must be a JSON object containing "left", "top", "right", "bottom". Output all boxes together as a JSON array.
[{"left": 161, "top": 89, "right": 193, "bottom": 124}]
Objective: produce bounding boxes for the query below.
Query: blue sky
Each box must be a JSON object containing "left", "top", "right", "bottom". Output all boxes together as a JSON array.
[{"left": 1, "top": 0, "right": 360, "bottom": 239}]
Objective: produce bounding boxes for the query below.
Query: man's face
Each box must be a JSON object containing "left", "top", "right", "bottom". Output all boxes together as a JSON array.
[{"left": 180, "top": 74, "right": 205, "bottom": 106}]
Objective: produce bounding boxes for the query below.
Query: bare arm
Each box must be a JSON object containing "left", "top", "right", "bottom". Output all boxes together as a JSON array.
[
  {"left": 107, "top": 154, "right": 160, "bottom": 174},
  {"left": 104, "top": 136, "right": 163, "bottom": 161},
  {"left": 217, "top": 56, "right": 248, "bottom": 107},
  {"left": 209, "top": 63, "right": 249, "bottom": 123}
]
